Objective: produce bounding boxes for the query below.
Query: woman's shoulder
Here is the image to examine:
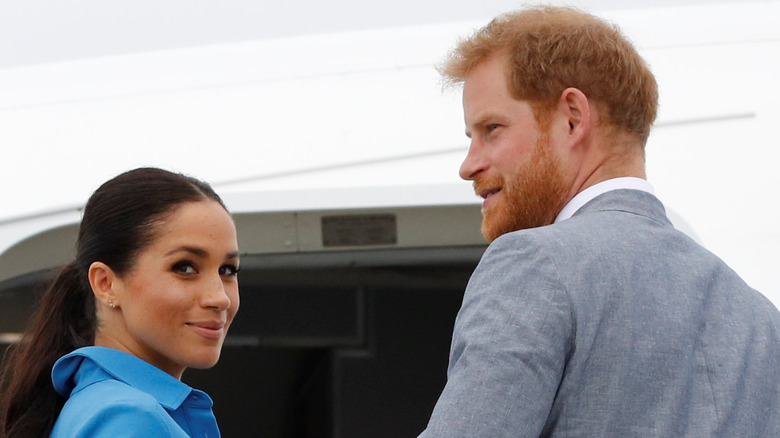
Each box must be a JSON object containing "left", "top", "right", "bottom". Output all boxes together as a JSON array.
[
  {"left": 53, "top": 379, "right": 188, "bottom": 437},
  {"left": 54, "top": 346, "right": 195, "bottom": 407},
  {"left": 70, "top": 376, "right": 159, "bottom": 407}
]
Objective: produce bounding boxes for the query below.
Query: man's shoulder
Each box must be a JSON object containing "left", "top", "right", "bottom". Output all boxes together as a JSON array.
[
  {"left": 479, "top": 192, "right": 684, "bottom": 284},
  {"left": 488, "top": 212, "right": 619, "bottom": 255}
]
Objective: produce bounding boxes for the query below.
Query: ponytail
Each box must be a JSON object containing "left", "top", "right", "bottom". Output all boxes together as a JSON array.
[{"left": 0, "top": 261, "right": 96, "bottom": 438}]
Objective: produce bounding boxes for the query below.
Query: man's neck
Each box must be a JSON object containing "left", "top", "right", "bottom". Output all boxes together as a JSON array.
[{"left": 566, "top": 130, "right": 647, "bottom": 203}]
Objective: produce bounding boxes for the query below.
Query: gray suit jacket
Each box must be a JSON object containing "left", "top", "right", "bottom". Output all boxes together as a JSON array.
[{"left": 421, "top": 189, "right": 780, "bottom": 437}]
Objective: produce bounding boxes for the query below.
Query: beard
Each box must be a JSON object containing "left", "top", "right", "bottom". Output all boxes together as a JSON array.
[{"left": 474, "top": 134, "right": 570, "bottom": 242}]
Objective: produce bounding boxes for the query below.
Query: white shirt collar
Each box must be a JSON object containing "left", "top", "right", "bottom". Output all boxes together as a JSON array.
[{"left": 554, "top": 177, "right": 655, "bottom": 223}]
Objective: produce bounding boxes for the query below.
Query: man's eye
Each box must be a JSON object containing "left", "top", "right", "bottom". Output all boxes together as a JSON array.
[
  {"left": 487, "top": 124, "right": 501, "bottom": 131},
  {"left": 220, "top": 264, "right": 240, "bottom": 277},
  {"left": 172, "top": 261, "right": 197, "bottom": 275}
]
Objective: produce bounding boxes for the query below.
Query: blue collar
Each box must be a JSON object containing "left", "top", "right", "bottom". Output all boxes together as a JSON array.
[{"left": 52, "top": 346, "right": 200, "bottom": 410}]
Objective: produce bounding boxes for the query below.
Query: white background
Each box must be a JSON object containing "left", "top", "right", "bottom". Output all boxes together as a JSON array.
[{"left": 0, "top": 0, "right": 777, "bottom": 303}]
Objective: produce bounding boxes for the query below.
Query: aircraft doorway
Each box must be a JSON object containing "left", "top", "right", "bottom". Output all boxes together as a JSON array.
[{"left": 182, "top": 258, "right": 478, "bottom": 437}]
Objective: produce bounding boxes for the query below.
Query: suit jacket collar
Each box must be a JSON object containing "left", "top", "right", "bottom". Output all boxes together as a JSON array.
[{"left": 572, "top": 189, "right": 672, "bottom": 227}]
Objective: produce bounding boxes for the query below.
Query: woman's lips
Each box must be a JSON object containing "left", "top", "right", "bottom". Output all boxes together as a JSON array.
[{"left": 186, "top": 322, "right": 225, "bottom": 340}]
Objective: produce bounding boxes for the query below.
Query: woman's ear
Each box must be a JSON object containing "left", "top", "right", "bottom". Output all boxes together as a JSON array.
[{"left": 89, "top": 261, "right": 120, "bottom": 309}]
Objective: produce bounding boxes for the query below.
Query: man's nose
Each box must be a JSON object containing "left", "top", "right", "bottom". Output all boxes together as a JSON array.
[{"left": 459, "top": 140, "right": 486, "bottom": 181}]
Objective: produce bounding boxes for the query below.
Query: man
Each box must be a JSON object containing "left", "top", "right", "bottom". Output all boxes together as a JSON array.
[{"left": 420, "top": 6, "right": 780, "bottom": 437}]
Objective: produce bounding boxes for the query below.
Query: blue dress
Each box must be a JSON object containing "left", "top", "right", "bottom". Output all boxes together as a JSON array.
[{"left": 50, "top": 346, "right": 221, "bottom": 438}]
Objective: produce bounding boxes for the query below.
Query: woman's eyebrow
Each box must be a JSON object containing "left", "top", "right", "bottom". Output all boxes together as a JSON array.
[
  {"left": 165, "top": 247, "right": 239, "bottom": 260},
  {"left": 165, "top": 246, "right": 208, "bottom": 258}
]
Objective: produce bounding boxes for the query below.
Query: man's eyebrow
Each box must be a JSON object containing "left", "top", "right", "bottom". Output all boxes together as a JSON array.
[
  {"left": 465, "top": 111, "right": 506, "bottom": 138},
  {"left": 474, "top": 111, "right": 505, "bottom": 126}
]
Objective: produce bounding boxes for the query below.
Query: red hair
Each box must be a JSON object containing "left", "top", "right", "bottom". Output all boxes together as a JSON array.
[{"left": 440, "top": 6, "right": 658, "bottom": 144}]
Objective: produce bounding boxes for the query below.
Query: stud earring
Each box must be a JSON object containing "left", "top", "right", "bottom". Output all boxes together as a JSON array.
[{"left": 108, "top": 300, "right": 116, "bottom": 309}]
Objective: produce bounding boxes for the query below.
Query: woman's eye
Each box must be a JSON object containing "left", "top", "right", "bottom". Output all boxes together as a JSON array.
[
  {"left": 220, "top": 264, "right": 240, "bottom": 277},
  {"left": 172, "top": 261, "right": 197, "bottom": 275}
]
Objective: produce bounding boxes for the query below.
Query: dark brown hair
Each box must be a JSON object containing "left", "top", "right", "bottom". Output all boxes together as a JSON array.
[
  {"left": 0, "top": 167, "right": 226, "bottom": 438},
  {"left": 440, "top": 6, "right": 658, "bottom": 144}
]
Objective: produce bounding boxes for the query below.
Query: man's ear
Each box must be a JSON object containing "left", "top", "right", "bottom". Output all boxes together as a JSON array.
[
  {"left": 89, "top": 261, "right": 120, "bottom": 309},
  {"left": 557, "top": 87, "right": 591, "bottom": 147}
]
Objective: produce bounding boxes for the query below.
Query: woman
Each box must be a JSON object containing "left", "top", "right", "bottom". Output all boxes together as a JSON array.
[{"left": 0, "top": 167, "right": 240, "bottom": 438}]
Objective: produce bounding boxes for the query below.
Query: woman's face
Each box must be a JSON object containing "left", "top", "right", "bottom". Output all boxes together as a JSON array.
[{"left": 100, "top": 199, "right": 240, "bottom": 379}]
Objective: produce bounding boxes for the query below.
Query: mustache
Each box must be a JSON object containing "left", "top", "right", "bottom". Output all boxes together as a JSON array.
[{"left": 473, "top": 175, "right": 505, "bottom": 194}]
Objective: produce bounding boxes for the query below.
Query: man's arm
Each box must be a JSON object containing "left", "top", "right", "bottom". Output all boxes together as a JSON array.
[{"left": 420, "top": 233, "right": 573, "bottom": 437}]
